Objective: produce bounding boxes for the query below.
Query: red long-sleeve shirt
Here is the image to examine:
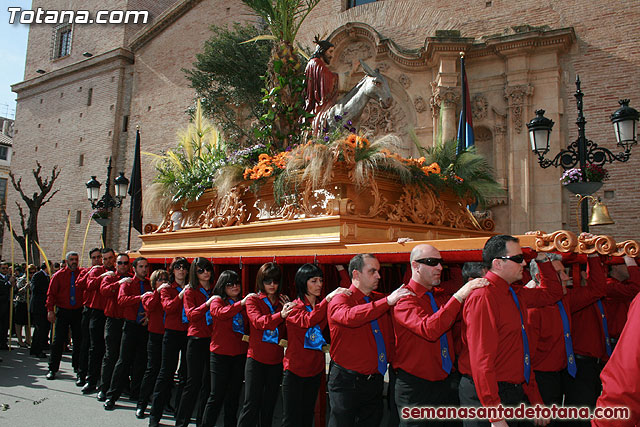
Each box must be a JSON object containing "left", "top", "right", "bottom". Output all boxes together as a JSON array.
[
  {"left": 593, "top": 293, "right": 640, "bottom": 427},
  {"left": 245, "top": 294, "right": 285, "bottom": 365},
  {"left": 118, "top": 277, "right": 151, "bottom": 322},
  {"left": 458, "top": 262, "right": 562, "bottom": 411},
  {"left": 603, "top": 265, "right": 640, "bottom": 339},
  {"left": 571, "top": 257, "right": 614, "bottom": 360},
  {"left": 183, "top": 286, "right": 212, "bottom": 338},
  {"left": 46, "top": 267, "right": 85, "bottom": 311},
  {"left": 76, "top": 267, "right": 91, "bottom": 306},
  {"left": 160, "top": 282, "right": 188, "bottom": 332},
  {"left": 392, "top": 279, "right": 461, "bottom": 381},
  {"left": 142, "top": 290, "right": 164, "bottom": 334},
  {"left": 284, "top": 296, "right": 328, "bottom": 377},
  {"left": 85, "top": 265, "right": 113, "bottom": 310},
  {"left": 527, "top": 277, "right": 606, "bottom": 373},
  {"left": 209, "top": 297, "right": 248, "bottom": 356},
  {"left": 328, "top": 284, "right": 394, "bottom": 375},
  {"left": 100, "top": 273, "right": 128, "bottom": 318}
]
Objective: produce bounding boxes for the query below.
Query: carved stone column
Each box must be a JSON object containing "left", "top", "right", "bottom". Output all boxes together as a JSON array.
[
  {"left": 430, "top": 85, "right": 460, "bottom": 143},
  {"left": 505, "top": 84, "right": 533, "bottom": 134}
]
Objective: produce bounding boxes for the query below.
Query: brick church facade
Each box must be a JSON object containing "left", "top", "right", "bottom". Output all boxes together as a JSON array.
[{"left": 4, "top": 0, "right": 639, "bottom": 261}]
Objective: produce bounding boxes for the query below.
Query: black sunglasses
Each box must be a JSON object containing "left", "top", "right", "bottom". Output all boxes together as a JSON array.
[
  {"left": 225, "top": 283, "right": 240, "bottom": 288},
  {"left": 173, "top": 264, "right": 188, "bottom": 271},
  {"left": 197, "top": 267, "right": 213, "bottom": 274},
  {"left": 117, "top": 261, "right": 129, "bottom": 265},
  {"left": 415, "top": 257, "right": 444, "bottom": 267},
  {"left": 497, "top": 254, "right": 525, "bottom": 264}
]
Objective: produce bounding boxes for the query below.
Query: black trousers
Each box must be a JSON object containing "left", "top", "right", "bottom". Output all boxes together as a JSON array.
[
  {"left": 327, "top": 362, "right": 384, "bottom": 427},
  {"left": 201, "top": 353, "right": 246, "bottom": 427},
  {"left": 138, "top": 331, "right": 163, "bottom": 407},
  {"left": 535, "top": 369, "right": 574, "bottom": 427},
  {"left": 237, "top": 357, "right": 283, "bottom": 427},
  {"left": 458, "top": 375, "right": 527, "bottom": 427},
  {"left": 86, "top": 308, "right": 106, "bottom": 387},
  {"left": 0, "top": 301, "right": 9, "bottom": 348},
  {"left": 281, "top": 369, "right": 322, "bottom": 427},
  {"left": 175, "top": 336, "right": 211, "bottom": 427},
  {"left": 107, "top": 320, "right": 148, "bottom": 402},
  {"left": 30, "top": 311, "right": 50, "bottom": 355},
  {"left": 395, "top": 368, "right": 458, "bottom": 426},
  {"left": 100, "top": 317, "right": 123, "bottom": 393},
  {"left": 77, "top": 306, "right": 91, "bottom": 378},
  {"left": 148, "top": 329, "right": 188, "bottom": 424},
  {"left": 48, "top": 307, "right": 83, "bottom": 373},
  {"left": 564, "top": 356, "right": 602, "bottom": 427}
]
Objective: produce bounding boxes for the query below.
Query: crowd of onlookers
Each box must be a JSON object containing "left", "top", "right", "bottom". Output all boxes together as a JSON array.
[{"left": 0, "top": 235, "right": 638, "bottom": 427}]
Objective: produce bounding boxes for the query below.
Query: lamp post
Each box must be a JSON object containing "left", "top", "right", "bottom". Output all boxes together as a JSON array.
[
  {"left": 86, "top": 157, "right": 129, "bottom": 245},
  {"left": 526, "top": 76, "right": 639, "bottom": 232}
]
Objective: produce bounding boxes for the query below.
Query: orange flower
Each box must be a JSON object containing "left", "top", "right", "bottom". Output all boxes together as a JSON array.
[
  {"left": 258, "top": 153, "right": 270, "bottom": 163},
  {"left": 263, "top": 166, "right": 274, "bottom": 177}
]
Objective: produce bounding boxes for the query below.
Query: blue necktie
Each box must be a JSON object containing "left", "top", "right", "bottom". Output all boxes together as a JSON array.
[
  {"left": 425, "top": 292, "right": 453, "bottom": 374},
  {"left": 363, "top": 296, "right": 387, "bottom": 375},
  {"left": 557, "top": 301, "right": 577, "bottom": 377},
  {"left": 261, "top": 297, "right": 279, "bottom": 343},
  {"left": 508, "top": 288, "right": 530, "bottom": 384},
  {"left": 303, "top": 305, "right": 327, "bottom": 351},
  {"left": 69, "top": 271, "right": 76, "bottom": 306},
  {"left": 595, "top": 300, "right": 612, "bottom": 357},
  {"left": 136, "top": 281, "right": 146, "bottom": 324},
  {"left": 199, "top": 287, "right": 212, "bottom": 325},
  {"left": 229, "top": 299, "right": 245, "bottom": 334}
]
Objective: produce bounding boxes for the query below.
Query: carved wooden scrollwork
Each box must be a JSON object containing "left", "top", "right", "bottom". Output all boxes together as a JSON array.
[
  {"left": 364, "top": 180, "right": 388, "bottom": 218},
  {"left": 198, "top": 189, "right": 247, "bottom": 229},
  {"left": 532, "top": 230, "right": 578, "bottom": 253},
  {"left": 577, "top": 234, "right": 616, "bottom": 255},
  {"left": 612, "top": 240, "right": 640, "bottom": 257}
]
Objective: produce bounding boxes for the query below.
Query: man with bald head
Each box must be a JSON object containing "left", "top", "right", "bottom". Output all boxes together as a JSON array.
[{"left": 393, "top": 244, "right": 487, "bottom": 425}]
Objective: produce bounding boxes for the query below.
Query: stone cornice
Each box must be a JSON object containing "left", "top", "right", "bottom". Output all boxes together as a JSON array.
[
  {"left": 128, "top": 0, "right": 203, "bottom": 52},
  {"left": 11, "top": 48, "right": 134, "bottom": 95},
  {"left": 328, "top": 22, "right": 575, "bottom": 68}
]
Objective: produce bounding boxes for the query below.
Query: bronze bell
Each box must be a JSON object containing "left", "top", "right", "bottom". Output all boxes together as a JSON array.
[{"left": 589, "top": 200, "right": 614, "bottom": 226}]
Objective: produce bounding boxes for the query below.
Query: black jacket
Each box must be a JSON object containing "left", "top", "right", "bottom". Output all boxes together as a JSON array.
[{"left": 30, "top": 269, "right": 50, "bottom": 314}]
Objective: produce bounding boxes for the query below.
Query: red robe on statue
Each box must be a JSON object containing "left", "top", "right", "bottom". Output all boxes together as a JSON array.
[{"left": 304, "top": 57, "right": 339, "bottom": 134}]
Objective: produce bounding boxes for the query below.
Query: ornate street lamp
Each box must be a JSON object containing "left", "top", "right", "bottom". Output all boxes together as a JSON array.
[
  {"left": 85, "top": 157, "right": 129, "bottom": 244},
  {"left": 526, "top": 76, "right": 638, "bottom": 232}
]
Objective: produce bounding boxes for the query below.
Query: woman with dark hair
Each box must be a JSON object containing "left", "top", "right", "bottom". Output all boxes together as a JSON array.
[
  {"left": 282, "top": 263, "right": 350, "bottom": 427},
  {"left": 201, "top": 270, "right": 256, "bottom": 427},
  {"left": 237, "top": 262, "right": 295, "bottom": 427},
  {"left": 174, "top": 257, "right": 216, "bottom": 427},
  {"left": 137, "top": 269, "right": 169, "bottom": 419},
  {"left": 148, "top": 257, "right": 190, "bottom": 427}
]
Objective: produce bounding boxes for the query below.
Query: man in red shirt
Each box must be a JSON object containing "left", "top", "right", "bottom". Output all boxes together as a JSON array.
[
  {"left": 104, "top": 256, "right": 152, "bottom": 410},
  {"left": 592, "top": 292, "right": 640, "bottom": 427},
  {"left": 603, "top": 256, "right": 639, "bottom": 349},
  {"left": 81, "top": 248, "right": 115, "bottom": 394},
  {"left": 458, "top": 235, "right": 563, "bottom": 427},
  {"left": 327, "top": 253, "right": 413, "bottom": 427},
  {"left": 45, "top": 251, "right": 85, "bottom": 381},
  {"left": 393, "top": 244, "right": 488, "bottom": 426}
]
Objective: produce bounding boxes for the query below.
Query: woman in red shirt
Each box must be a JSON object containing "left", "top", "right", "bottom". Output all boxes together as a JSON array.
[
  {"left": 282, "top": 263, "right": 350, "bottom": 427},
  {"left": 175, "top": 257, "right": 217, "bottom": 427},
  {"left": 201, "top": 270, "right": 255, "bottom": 427},
  {"left": 148, "top": 257, "right": 189, "bottom": 427},
  {"left": 237, "top": 262, "right": 295, "bottom": 427},
  {"left": 137, "top": 269, "right": 168, "bottom": 419}
]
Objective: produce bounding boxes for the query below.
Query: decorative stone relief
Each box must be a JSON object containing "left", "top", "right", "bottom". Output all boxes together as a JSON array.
[
  {"left": 398, "top": 74, "right": 411, "bottom": 89},
  {"left": 430, "top": 84, "right": 460, "bottom": 118},
  {"left": 505, "top": 84, "right": 533, "bottom": 133},
  {"left": 414, "top": 96, "right": 427, "bottom": 113},
  {"left": 359, "top": 98, "right": 408, "bottom": 137},
  {"left": 339, "top": 42, "right": 374, "bottom": 65},
  {"left": 472, "top": 94, "right": 488, "bottom": 120},
  {"left": 376, "top": 62, "right": 390, "bottom": 72}
]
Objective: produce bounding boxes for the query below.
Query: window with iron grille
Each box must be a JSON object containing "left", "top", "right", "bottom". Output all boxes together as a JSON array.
[
  {"left": 53, "top": 25, "right": 72, "bottom": 58},
  {"left": 347, "top": 0, "right": 377, "bottom": 8}
]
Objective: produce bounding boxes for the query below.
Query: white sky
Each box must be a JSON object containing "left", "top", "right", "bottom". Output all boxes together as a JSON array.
[{"left": 1, "top": 1, "right": 32, "bottom": 119}]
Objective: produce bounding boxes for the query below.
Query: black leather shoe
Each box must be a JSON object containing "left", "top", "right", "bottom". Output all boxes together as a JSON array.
[
  {"left": 75, "top": 375, "right": 86, "bottom": 387},
  {"left": 45, "top": 371, "right": 56, "bottom": 380},
  {"left": 81, "top": 383, "right": 96, "bottom": 394},
  {"left": 96, "top": 391, "right": 107, "bottom": 402},
  {"left": 135, "top": 406, "right": 146, "bottom": 419},
  {"left": 103, "top": 400, "right": 115, "bottom": 411},
  {"left": 34, "top": 352, "right": 47, "bottom": 359}
]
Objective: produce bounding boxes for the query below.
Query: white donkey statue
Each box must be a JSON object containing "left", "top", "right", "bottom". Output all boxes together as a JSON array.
[{"left": 318, "top": 60, "right": 392, "bottom": 134}]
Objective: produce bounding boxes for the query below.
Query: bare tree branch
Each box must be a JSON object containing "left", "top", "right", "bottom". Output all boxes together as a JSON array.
[{"left": 41, "top": 189, "right": 60, "bottom": 207}]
